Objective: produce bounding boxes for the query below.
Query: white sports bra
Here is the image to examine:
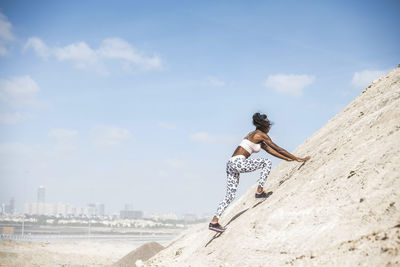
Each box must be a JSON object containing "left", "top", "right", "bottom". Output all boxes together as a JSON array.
[{"left": 239, "top": 139, "right": 261, "bottom": 154}]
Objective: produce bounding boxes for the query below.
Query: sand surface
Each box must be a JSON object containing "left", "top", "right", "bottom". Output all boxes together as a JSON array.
[
  {"left": 0, "top": 239, "right": 135, "bottom": 267},
  {"left": 144, "top": 67, "right": 400, "bottom": 266}
]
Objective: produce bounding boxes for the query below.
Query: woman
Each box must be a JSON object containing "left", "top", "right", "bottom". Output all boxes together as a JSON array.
[{"left": 209, "top": 112, "right": 311, "bottom": 233}]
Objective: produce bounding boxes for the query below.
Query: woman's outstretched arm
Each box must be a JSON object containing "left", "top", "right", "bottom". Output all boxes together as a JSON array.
[
  {"left": 259, "top": 132, "right": 310, "bottom": 162},
  {"left": 261, "top": 142, "right": 293, "bottom": 161}
]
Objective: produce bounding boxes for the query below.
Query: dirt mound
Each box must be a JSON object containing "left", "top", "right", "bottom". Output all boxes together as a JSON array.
[
  {"left": 144, "top": 66, "right": 400, "bottom": 266},
  {"left": 113, "top": 242, "right": 164, "bottom": 267}
]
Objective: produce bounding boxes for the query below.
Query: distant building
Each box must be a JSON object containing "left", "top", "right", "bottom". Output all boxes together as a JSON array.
[
  {"left": 37, "top": 186, "right": 45, "bottom": 203},
  {"left": 163, "top": 212, "right": 178, "bottom": 220},
  {"left": 23, "top": 187, "right": 106, "bottom": 217},
  {"left": 120, "top": 203, "right": 142, "bottom": 219},
  {"left": 67, "top": 205, "right": 76, "bottom": 216},
  {"left": 9, "top": 198, "right": 15, "bottom": 214},
  {"left": 124, "top": 203, "right": 134, "bottom": 211},
  {"left": 87, "top": 203, "right": 105, "bottom": 217},
  {"left": 24, "top": 202, "right": 98, "bottom": 217},
  {"left": 97, "top": 203, "right": 105, "bottom": 216},
  {"left": 55, "top": 202, "right": 68, "bottom": 216},
  {"left": 120, "top": 210, "right": 143, "bottom": 219},
  {"left": 88, "top": 203, "right": 96, "bottom": 216},
  {"left": 24, "top": 202, "right": 55, "bottom": 216},
  {"left": 4, "top": 198, "right": 15, "bottom": 214},
  {"left": 151, "top": 212, "right": 178, "bottom": 221}
]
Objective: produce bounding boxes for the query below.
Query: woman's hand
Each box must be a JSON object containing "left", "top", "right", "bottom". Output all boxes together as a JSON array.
[{"left": 296, "top": 156, "right": 311, "bottom": 162}]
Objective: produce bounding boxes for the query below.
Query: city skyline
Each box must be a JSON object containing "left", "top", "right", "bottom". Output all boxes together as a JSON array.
[{"left": 1, "top": 185, "right": 208, "bottom": 218}]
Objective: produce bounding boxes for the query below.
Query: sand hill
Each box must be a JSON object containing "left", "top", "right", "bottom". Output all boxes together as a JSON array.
[
  {"left": 142, "top": 67, "right": 400, "bottom": 266},
  {"left": 113, "top": 242, "right": 164, "bottom": 267}
]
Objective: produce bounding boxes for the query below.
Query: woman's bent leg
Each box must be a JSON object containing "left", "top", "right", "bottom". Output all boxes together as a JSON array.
[
  {"left": 257, "top": 158, "right": 272, "bottom": 188},
  {"left": 235, "top": 158, "right": 272, "bottom": 188},
  {"left": 214, "top": 172, "right": 239, "bottom": 219}
]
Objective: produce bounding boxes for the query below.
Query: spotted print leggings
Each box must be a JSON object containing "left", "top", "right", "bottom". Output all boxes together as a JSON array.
[{"left": 214, "top": 155, "right": 272, "bottom": 219}]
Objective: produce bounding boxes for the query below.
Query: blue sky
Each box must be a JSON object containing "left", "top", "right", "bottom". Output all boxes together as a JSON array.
[{"left": 1, "top": 0, "right": 399, "bottom": 216}]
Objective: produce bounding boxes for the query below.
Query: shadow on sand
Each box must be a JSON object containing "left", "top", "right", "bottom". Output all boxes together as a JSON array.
[
  {"left": 297, "top": 162, "right": 306, "bottom": 170},
  {"left": 204, "top": 191, "right": 273, "bottom": 247}
]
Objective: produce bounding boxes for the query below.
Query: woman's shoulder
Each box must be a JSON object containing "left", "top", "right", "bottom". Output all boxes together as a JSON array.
[
  {"left": 253, "top": 130, "right": 269, "bottom": 142},
  {"left": 247, "top": 130, "right": 268, "bottom": 142}
]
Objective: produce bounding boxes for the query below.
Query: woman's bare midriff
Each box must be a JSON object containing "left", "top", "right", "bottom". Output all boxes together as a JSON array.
[
  {"left": 232, "top": 131, "right": 264, "bottom": 158},
  {"left": 231, "top": 146, "right": 251, "bottom": 158}
]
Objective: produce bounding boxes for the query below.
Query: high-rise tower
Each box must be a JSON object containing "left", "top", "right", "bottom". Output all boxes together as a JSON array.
[{"left": 37, "top": 186, "right": 45, "bottom": 203}]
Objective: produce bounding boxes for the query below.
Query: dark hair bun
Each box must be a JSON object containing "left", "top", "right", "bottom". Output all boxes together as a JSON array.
[{"left": 252, "top": 112, "right": 272, "bottom": 131}]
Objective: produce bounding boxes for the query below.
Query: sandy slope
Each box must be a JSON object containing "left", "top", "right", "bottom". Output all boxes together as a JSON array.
[{"left": 144, "top": 67, "right": 400, "bottom": 266}]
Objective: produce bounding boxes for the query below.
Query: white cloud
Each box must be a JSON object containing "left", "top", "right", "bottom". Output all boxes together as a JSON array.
[
  {"left": 98, "top": 38, "right": 162, "bottom": 70},
  {"left": 206, "top": 76, "right": 226, "bottom": 87},
  {"left": 0, "top": 112, "right": 34, "bottom": 124},
  {"left": 93, "top": 126, "right": 132, "bottom": 148},
  {"left": 24, "top": 37, "right": 162, "bottom": 73},
  {"left": 0, "top": 76, "right": 40, "bottom": 108},
  {"left": 351, "top": 69, "right": 388, "bottom": 89},
  {"left": 189, "top": 132, "right": 240, "bottom": 144},
  {"left": 48, "top": 128, "right": 78, "bottom": 151},
  {"left": 0, "top": 12, "right": 15, "bottom": 56},
  {"left": 54, "top": 41, "right": 104, "bottom": 72},
  {"left": 23, "top": 37, "right": 50, "bottom": 58},
  {"left": 264, "top": 74, "right": 315, "bottom": 97},
  {"left": 158, "top": 121, "right": 176, "bottom": 130}
]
